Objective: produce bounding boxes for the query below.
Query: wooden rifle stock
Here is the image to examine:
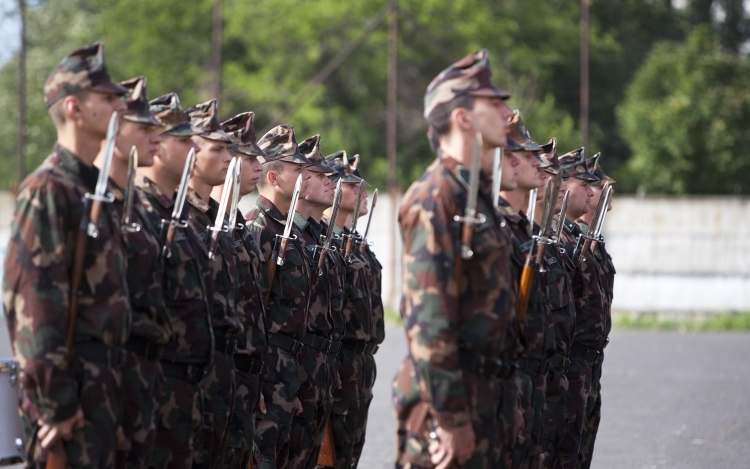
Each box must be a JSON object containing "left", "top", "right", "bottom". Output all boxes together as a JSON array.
[
  {"left": 344, "top": 235, "right": 354, "bottom": 259},
  {"left": 517, "top": 240, "right": 538, "bottom": 320},
  {"left": 264, "top": 237, "right": 282, "bottom": 306},
  {"left": 316, "top": 245, "right": 327, "bottom": 276},
  {"left": 46, "top": 443, "right": 68, "bottom": 469},
  {"left": 316, "top": 417, "right": 336, "bottom": 466}
]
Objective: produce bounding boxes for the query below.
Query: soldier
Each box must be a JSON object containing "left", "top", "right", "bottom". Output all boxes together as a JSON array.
[
  {"left": 138, "top": 92, "right": 211, "bottom": 469},
  {"left": 2, "top": 42, "right": 130, "bottom": 468},
  {"left": 395, "top": 49, "right": 517, "bottom": 469},
  {"left": 184, "top": 99, "right": 243, "bottom": 468},
  {"left": 533, "top": 140, "right": 577, "bottom": 469},
  {"left": 324, "top": 152, "right": 372, "bottom": 469},
  {"left": 287, "top": 134, "right": 340, "bottom": 469},
  {"left": 245, "top": 125, "right": 313, "bottom": 468},
  {"left": 497, "top": 111, "right": 554, "bottom": 469},
  {"left": 575, "top": 154, "right": 616, "bottom": 469},
  {"left": 555, "top": 149, "right": 605, "bottom": 469},
  {"left": 217, "top": 112, "right": 270, "bottom": 469},
  {"left": 91, "top": 76, "right": 172, "bottom": 469}
]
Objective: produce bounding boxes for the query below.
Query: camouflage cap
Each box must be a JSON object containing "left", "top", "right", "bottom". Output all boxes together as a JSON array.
[
  {"left": 507, "top": 110, "right": 543, "bottom": 153},
  {"left": 44, "top": 42, "right": 129, "bottom": 108},
  {"left": 186, "top": 99, "right": 233, "bottom": 144},
  {"left": 120, "top": 77, "right": 163, "bottom": 127},
  {"left": 149, "top": 93, "right": 204, "bottom": 136},
  {"left": 298, "top": 134, "right": 332, "bottom": 173},
  {"left": 559, "top": 148, "right": 599, "bottom": 182},
  {"left": 325, "top": 150, "right": 363, "bottom": 184},
  {"left": 424, "top": 48, "right": 510, "bottom": 120},
  {"left": 538, "top": 137, "right": 569, "bottom": 176},
  {"left": 257, "top": 125, "right": 313, "bottom": 165},
  {"left": 347, "top": 153, "right": 371, "bottom": 187},
  {"left": 586, "top": 152, "right": 616, "bottom": 185},
  {"left": 221, "top": 112, "right": 266, "bottom": 159}
]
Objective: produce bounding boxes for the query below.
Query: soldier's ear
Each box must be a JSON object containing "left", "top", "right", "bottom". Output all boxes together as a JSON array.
[
  {"left": 452, "top": 106, "right": 473, "bottom": 133},
  {"left": 63, "top": 95, "right": 82, "bottom": 122}
]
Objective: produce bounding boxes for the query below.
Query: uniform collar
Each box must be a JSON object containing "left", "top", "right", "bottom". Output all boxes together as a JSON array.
[
  {"left": 135, "top": 174, "right": 174, "bottom": 210},
  {"left": 256, "top": 194, "right": 288, "bottom": 225},
  {"left": 186, "top": 187, "right": 210, "bottom": 213}
]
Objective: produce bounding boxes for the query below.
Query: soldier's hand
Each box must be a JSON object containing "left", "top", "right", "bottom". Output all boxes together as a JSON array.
[
  {"left": 258, "top": 397, "right": 267, "bottom": 415},
  {"left": 37, "top": 409, "right": 85, "bottom": 449},
  {"left": 293, "top": 397, "right": 303, "bottom": 416},
  {"left": 428, "top": 423, "right": 475, "bottom": 469}
]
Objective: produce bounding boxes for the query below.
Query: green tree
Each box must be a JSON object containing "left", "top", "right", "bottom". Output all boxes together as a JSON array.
[{"left": 617, "top": 27, "right": 750, "bottom": 194}]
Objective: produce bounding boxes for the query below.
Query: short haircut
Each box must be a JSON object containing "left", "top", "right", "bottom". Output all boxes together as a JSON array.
[
  {"left": 427, "top": 94, "right": 475, "bottom": 136},
  {"left": 48, "top": 90, "right": 90, "bottom": 128},
  {"left": 258, "top": 160, "right": 285, "bottom": 189}
]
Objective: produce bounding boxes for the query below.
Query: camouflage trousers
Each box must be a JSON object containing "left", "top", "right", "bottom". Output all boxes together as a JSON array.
[
  {"left": 117, "top": 350, "right": 164, "bottom": 469},
  {"left": 148, "top": 367, "right": 203, "bottom": 469},
  {"left": 21, "top": 356, "right": 122, "bottom": 469},
  {"left": 222, "top": 369, "right": 262, "bottom": 468},
  {"left": 393, "top": 357, "right": 420, "bottom": 468},
  {"left": 351, "top": 352, "right": 376, "bottom": 468},
  {"left": 556, "top": 356, "right": 593, "bottom": 469},
  {"left": 327, "top": 349, "right": 364, "bottom": 469},
  {"left": 538, "top": 367, "right": 569, "bottom": 469},
  {"left": 576, "top": 354, "right": 603, "bottom": 469},
  {"left": 254, "top": 344, "right": 301, "bottom": 469},
  {"left": 289, "top": 346, "right": 337, "bottom": 469},
  {"left": 193, "top": 350, "right": 235, "bottom": 469},
  {"left": 511, "top": 368, "right": 546, "bottom": 469}
]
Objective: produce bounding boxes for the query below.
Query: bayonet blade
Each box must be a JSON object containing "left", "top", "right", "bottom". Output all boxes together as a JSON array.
[
  {"left": 121, "top": 146, "right": 140, "bottom": 232},
  {"left": 592, "top": 184, "right": 613, "bottom": 239},
  {"left": 87, "top": 111, "right": 119, "bottom": 237},
  {"left": 323, "top": 179, "right": 343, "bottom": 251},
  {"left": 526, "top": 188, "right": 538, "bottom": 237},
  {"left": 465, "top": 133, "right": 482, "bottom": 220},
  {"left": 360, "top": 188, "right": 378, "bottom": 252},
  {"left": 538, "top": 171, "right": 562, "bottom": 238},
  {"left": 228, "top": 157, "right": 242, "bottom": 231},
  {"left": 492, "top": 147, "right": 502, "bottom": 210},
  {"left": 350, "top": 180, "right": 364, "bottom": 233},
  {"left": 171, "top": 148, "right": 196, "bottom": 221},
  {"left": 281, "top": 174, "right": 303, "bottom": 241},
  {"left": 587, "top": 181, "right": 610, "bottom": 239},
  {"left": 555, "top": 190, "right": 570, "bottom": 241},
  {"left": 213, "top": 157, "right": 238, "bottom": 233}
]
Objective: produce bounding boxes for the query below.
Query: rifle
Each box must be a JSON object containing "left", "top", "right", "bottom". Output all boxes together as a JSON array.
[
  {"left": 533, "top": 171, "right": 563, "bottom": 268},
  {"left": 263, "top": 174, "right": 302, "bottom": 306},
  {"left": 121, "top": 146, "right": 141, "bottom": 233},
  {"left": 317, "top": 180, "right": 343, "bottom": 275},
  {"left": 51, "top": 111, "right": 119, "bottom": 469},
  {"left": 492, "top": 147, "right": 503, "bottom": 210},
  {"left": 573, "top": 182, "right": 612, "bottom": 262},
  {"left": 553, "top": 190, "right": 570, "bottom": 253},
  {"left": 343, "top": 180, "right": 364, "bottom": 259},
  {"left": 316, "top": 421, "right": 336, "bottom": 467},
  {"left": 161, "top": 148, "right": 196, "bottom": 258},
  {"left": 516, "top": 187, "right": 538, "bottom": 320},
  {"left": 227, "top": 156, "right": 243, "bottom": 234},
  {"left": 207, "top": 157, "right": 239, "bottom": 259},
  {"left": 358, "top": 189, "right": 378, "bottom": 254}
]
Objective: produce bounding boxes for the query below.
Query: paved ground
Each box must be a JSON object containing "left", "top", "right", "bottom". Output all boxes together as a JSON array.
[{"left": 360, "top": 327, "right": 750, "bottom": 469}]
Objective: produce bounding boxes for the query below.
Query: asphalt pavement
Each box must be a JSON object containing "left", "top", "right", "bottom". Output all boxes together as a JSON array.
[{"left": 360, "top": 327, "right": 750, "bottom": 469}]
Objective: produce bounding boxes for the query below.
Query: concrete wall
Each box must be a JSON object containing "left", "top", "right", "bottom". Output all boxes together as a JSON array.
[{"left": 2, "top": 192, "right": 748, "bottom": 314}]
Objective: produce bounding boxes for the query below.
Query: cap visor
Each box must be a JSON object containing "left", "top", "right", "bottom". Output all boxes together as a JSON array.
[
  {"left": 123, "top": 113, "right": 165, "bottom": 128},
  {"left": 198, "top": 130, "right": 234, "bottom": 144},
  {"left": 231, "top": 142, "right": 266, "bottom": 158},
  {"left": 307, "top": 163, "right": 332, "bottom": 173},
  {"left": 505, "top": 137, "right": 525, "bottom": 152},
  {"left": 90, "top": 80, "right": 130, "bottom": 96},
  {"left": 468, "top": 86, "right": 511, "bottom": 100},
  {"left": 163, "top": 122, "right": 205, "bottom": 137}
]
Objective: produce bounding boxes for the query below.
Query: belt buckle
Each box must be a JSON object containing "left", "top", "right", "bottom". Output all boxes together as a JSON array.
[
  {"left": 603, "top": 336, "right": 610, "bottom": 349},
  {"left": 291, "top": 340, "right": 303, "bottom": 355},
  {"left": 325, "top": 338, "right": 333, "bottom": 353}
]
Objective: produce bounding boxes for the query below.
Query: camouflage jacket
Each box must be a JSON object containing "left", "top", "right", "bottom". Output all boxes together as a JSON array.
[
  {"left": 233, "top": 211, "right": 268, "bottom": 361},
  {"left": 115, "top": 186, "right": 173, "bottom": 345},
  {"left": 333, "top": 226, "right": 372, "bottom": 342},
  {"left": 561, "top": 219, "right": 607, "bottom": 350},
  {"left": 186, "top": 190, "right": 243, "bottom": 338},
  {"left": 294, "top": 214, "right": 333, "bottom": 336},
  {"left": 578, "top": 221, "right": 614, "bottom": 340},
  {"left": 245, "top": 195, "right": 311, "bottom": 339},
  {"left": 544, "top": 218, "right": 577, "bottom": 357},
  {"left": 135, "top": 175, "right": 213, "bottom": 364},
  {"left": 2, "top": 144, "right": 131, "bottom": 423},
  {"left": 497, "top": 200, "right": 554, "bottom": 361},
  {"left": 322, "top": 220, "right": 346, "bottom": 342},
  {"left": 398, "top": 156, "right": 516, "bottom": 428},
  {"left": 359, "top": 240, "right": 385, "bottom": 345}
]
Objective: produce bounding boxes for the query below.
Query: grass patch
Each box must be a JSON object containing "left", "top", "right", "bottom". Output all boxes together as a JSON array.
[
  {"left": 613, "top": 312, "right": 750, "bottom": 331},
  {"left": 385, "top": 308, "right": 403, "bottom": 326}
]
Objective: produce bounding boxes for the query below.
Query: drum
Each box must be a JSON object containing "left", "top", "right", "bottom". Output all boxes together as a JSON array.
[{"left": 0, "top": 359, "right": 23, "bottom": 466}]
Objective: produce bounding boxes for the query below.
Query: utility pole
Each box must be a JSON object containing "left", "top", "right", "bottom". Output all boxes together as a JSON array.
[
  {"left": 386, "top": 0, "right": 399, "bottom": 309},
  {"left": 17, "top": 0, "right": 27, "bottom": 191},
  {"left": 580, "top": 0, "right": 590, "bottom": 150},
  {"left": 211, "top": 0, "right": 223, "bottom": 100}
]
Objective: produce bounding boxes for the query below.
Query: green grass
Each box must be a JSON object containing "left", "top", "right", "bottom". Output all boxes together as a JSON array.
[
  {"left": 613, "top": 312, "right": 750, "bottom": 331},
  {"left": 385, "top": 308, "right": 403, "bottom": 326}
]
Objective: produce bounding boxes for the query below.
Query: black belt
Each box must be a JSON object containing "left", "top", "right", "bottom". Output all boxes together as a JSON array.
[
  {"left": 234, "top": 355, "right": 264, "bottom": 374},
  {"left": 268, "top": 333, "right": 303, "bottom": 354},
  {"left": 329, "top": 340, "right": 342, "bottom": 354},
  {"left": 516, "top": 357, "right": 550, "bottom": 377},
  {"left": 76, "top": 342, "right": 126, "bottom": 368},
  {"left": 341, "top": 340, "right": 368, "bottom": 355},
  {"left": 548, "top": 353, "right": 571, "bottom": 373},
  {"left": 301, "top": 333, "right": 333, "bottom": 352},
  {"left": 215, "top": 333, "right": 239, "bottom": 355},
  {"left": 364, "top": 343, "right": 380, "bottom": 355},
  {"left": 570, "top": 343, "right": 601, "bottom": 362},
  {"left": 160, "top": 360, "right": 208, "bottom": 385},
  {"left": 459, "top": 349, "right": 515, "bottom": 379},
  {"left": 124, "top": 336, "right": 164, "bottom": 361}
]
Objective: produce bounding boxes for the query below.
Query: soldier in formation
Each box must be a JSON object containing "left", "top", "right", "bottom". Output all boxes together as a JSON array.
[
  {"left": 3, "top": 42, "right": 385, "bottom": 469},
  {"left": 394, "top": 48, "right": 616, "bottom": 469}
]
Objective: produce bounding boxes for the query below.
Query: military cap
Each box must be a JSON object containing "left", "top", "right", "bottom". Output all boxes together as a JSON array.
[
  {"left": 149, "top": 93, "right": 204, "bottom": 136},
  {"left": 538, "top": 138, "right": 569, "bottom": 177},
  {"left": 347, "top": 153, "right": 371, "bottom": 187},
  {"left": 221, "top": 112, "right": 266, "bottom": 159},
  {"left": 120, "top": 77, "right": 163, "bottom": 127},
  {"left": 325, "top": 151, "right": 363, "bottom": 184},
  {"left": 586, "top": 152, "right": 616, "bottom": 185},
  {"left": 507, "top": 110, "right": 543, "bottom": 153},
  {"left": 44, "top": 42, "right": 129, "bottom": 108},
  {"left": 298, "top": 135, "right": 333, "bottom": 173},
  {"left": 424, "top": 48, "right": 510, "bottom": 119},
  {"left": 257, "top": 125, "right": 313, "bottom": 165},
  {"left": 186, "top": 99, "right": 233, "bottom": 144},
  {"left": 559, "top": 148, "right": 599, "bottom": 182}
]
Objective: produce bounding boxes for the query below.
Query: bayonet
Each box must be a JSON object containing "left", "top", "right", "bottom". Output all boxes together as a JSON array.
[
  {"left": 318, "top": 179, "right": 343, "bottom": 275},
  {"left": 526, "top": 188, "right": 538, "bottom": 238},
  {"left": 588, "top": 183, "right": 613, "bottom": 253},
  {"left": 264, "top": 174, "right": 303, "bottom": 305},
  {"left": 534, "top": 171, "right": 563, "bottom": 267},
  {"left": 453, "top": 132, "right": 486, "bottom": 260},
  {"left": 161, "top": 148, "right": 195, "bottom": 258},
  {"left": 121, "top": 146, "right": 141, "bottom": 233},
  {"left": 576, "top": 182, "right": 612, "bottom": 262},
  {"left": 492, "top": 147, "right": 503, "bottom": 210},
  {"left": 86, "top": 111, "right": 119, "bottom": 238},
  {"left": 359, "top": 188, "right": 378, "bottom": 254},
  {"left": 344, "top": 180, "right": 364, "bottom": 258},
  {"left": 227, "top": 156, "right": 243, "bottom": 233},
  {"left": 554, "top": 190, "right": 570, "bottom": 249},
  {"left": 207, "top": 156, "right": 239, "bottom": 259}
]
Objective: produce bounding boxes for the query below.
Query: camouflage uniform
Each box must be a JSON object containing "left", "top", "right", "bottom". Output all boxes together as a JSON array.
[{"left": 2, "top": 43, "right": 131, "bottom": 469}]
